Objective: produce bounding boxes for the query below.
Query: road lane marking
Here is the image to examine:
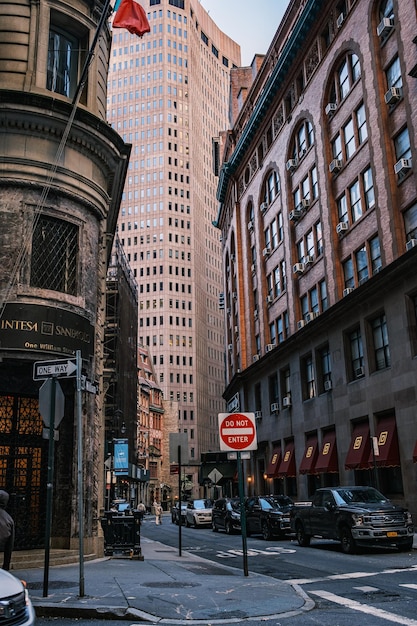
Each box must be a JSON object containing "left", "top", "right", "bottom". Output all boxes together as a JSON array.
[
  {"left": 310, "top": 589, "right": 417, "bottom": 625},
  {"left": 400, "top": 584, "right": 417, "bottom": 590},
  {"left": 287, "top": 564, "right": 417, "bottom": 585},
  {"left": 354, "top": 586, "right": 379, "bottom": 592}
]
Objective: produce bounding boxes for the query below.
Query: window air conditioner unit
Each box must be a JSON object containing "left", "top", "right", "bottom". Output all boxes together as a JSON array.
[
  {"left": 282, "top": 395, "right": 292, "bottom": 408},
  {"left": 343, "top": 287, "right": 354, "bottom": 296},
  {"left": 394, "top": 158, "right": 412, "bottom": 176},
  {"left": 406, "top": 238, "right": 417, "bottom": 251},
  {"left": 232, "top": 291, "right": 237, "bottom": 299},
  {"left": 336, "top": 13, "right": 344, "bottom": 28},
  {"left": 305, "top": 311, "right": 319, "bottom": 323},
  {"left": 226, "top": 307, "right": 231, "bottom": 315},
  {"left": 255, "top": 410, "right": 263, "bottom": 420},
  {"left": 254, "top": 309, "right": 258, "bottom": 319},
  {"left": 253, "top": 354, "right": 260, "bottom": 362},
  {"left": 297, "top": 319, "right": 305, "bottom": 330},
  {"left": 301, "top": 199, "right": 310, "bottom": 209},
  {"left": 293, "top": 262, "right": 305, "bottom": 274},
  {"left": 266, "top": 295, "right": 274, "bottom": 304},
  {"left": 228, "top": 344, "right": 233, "bottom": 351},
  {"left": 262, "top": 246, "right": 271, "bottom": 257},
  {"left": 260, "top": 202, "right": 269, "bottom": 213},
  {"left": 266, "top": 343, "right": 275, "bottom": 352},
  {"left": 329, "top": 159, "right": 343, "bottom": 173},
  {"left": 251, "top": 263, "right": 256, "bottom": 273},
  {"left": 325, "top": 102, "right": 337, "bottom": 116},
  {"left": 377, "top": 17, "right": 394, "bottom": 37},
  {"left": 247, "top": 220, "right": 254, "bottom": 231},
  {"left": 230, "top": 254, "right": 236, "bottom": 262},
  {"left": 355, "top": 366, "right": 365, "bottom": 378},
  {"left": 336, "top": 221, "right": 349, "bottom": 235},
  {"left": 304, "top": 255, "right": 314, "bottom": 265},
  {"left": 324, "top": 380, "right": 332, "bottom": 391},
  {"left": 271, "top": 403, "right": 280, "bottom": 414},
  {"left": 286, "top": 158, "right": 298, "bottom": 172},
  {"left": 384, "top": 87, "right": 402, "bottom": 105},
  {"left": 234, "top": 325, "right": 239, "bottom": 334},
  {"left": 289, "top": 208, "right": 302, "bottom": 221}
]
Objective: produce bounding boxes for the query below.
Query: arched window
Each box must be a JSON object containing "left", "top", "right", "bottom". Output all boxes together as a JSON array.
[
  {"left": 328, "top": 52, "right": 361, "bottom": 105},
  {"left": 290, "top": 120, "right": 314, "bottom": 160},
  {"left": 378, "top": 0, "right": 394, "bottom": 20},
  {"left": 262, "top": 170, "right": 280, "bottom": 208}
]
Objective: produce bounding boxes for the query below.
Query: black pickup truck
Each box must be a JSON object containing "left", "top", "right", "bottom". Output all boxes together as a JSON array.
[{"left": 291, "top": 486, "right": 414, "bottom": 554}]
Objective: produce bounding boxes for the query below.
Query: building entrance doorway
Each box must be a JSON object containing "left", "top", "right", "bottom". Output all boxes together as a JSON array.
[{"left": 0, "top": 394, "right": 47, "bottom": 549}]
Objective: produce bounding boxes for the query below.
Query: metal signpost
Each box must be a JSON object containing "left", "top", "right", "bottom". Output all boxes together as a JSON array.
[
  {"left": 218, "top": 412, "right": 258, "bottom": 577},
  {"left": 34, "top": 355, "right": 83, "bottom": 597},
  {"left": 169, "top": 433, "right": 189, "bottom": 556}
]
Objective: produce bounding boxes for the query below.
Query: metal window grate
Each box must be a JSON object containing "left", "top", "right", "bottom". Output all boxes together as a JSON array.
[{"left": 31, "top": 215, "right": 78, "bottom": 295}]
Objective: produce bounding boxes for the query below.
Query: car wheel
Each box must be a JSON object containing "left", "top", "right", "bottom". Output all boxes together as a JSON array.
[
  {"left": 193, "top": 516, "right": 198, "bottom": 527},
  {"left": 212, "top": 520, "right": 218, "bottom": 532},
  {"left": 340, "top": 526, "right": 356, "bottom": 554},
  {"left": 225, "top": 520, "right": 232, "bottom": 535},
  {"left": 397, "top": 538, "right": 413, "bottom": 552},
  {"left": 262, "top": 521, "right": 272, "bottom": 540},
  {"left": 296, "top": 522, "right": 311, "bottom": 547}
]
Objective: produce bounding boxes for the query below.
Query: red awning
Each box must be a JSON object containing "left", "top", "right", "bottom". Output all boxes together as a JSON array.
[
  {"left": 345, "top": 422, "right": 371, "bottom": 470},
  {"left": 277, "top": 441, "right": 296, "bottom": 477},
  {"left": 299, "top": 435, "right": 318, "bottom": 475},
  {"left": 413, "top": 441, "right": 417, "bottom": 463},
  {"left": 315, "top": 431, "right": 339, "bottom": 474},
  {"left": 369, "top": 416, "right": 400, "bottom": 467},
  {"left": 265, "top": 448, "right": 282, "bottom": 478}
]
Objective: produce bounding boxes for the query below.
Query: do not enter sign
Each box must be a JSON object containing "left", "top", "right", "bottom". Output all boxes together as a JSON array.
[{"left": 218, "top": 412, "right": 258, "bottom": 452}]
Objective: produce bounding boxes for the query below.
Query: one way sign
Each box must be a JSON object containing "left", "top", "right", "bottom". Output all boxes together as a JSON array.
[{"left": 33, "top": 358, "right": 77, "bottom": 380}]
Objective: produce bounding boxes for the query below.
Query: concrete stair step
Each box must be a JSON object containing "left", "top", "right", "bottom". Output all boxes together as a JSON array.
[{"left": 10, "top": 549, "right": 97, "bottom": 570}]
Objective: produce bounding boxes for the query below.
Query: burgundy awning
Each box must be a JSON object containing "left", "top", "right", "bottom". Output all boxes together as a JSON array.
[
  {"left": 369, "top": 416, "right": 400, "bottom": 468},
  {"left": 299, "top": 435, "right": 318, "bottom": 475},
  {"left": 345, "top": 422, "right": 371, "bottom": 470},
  {"left": 413, "top": 441, "right": 417, "bottom": 463},
  {"left": 265, "top": 448, "right": 282, "bottom": 478},
  {"left": 315, "top": 431, "right": 339, "bottom": 474},
  {"left": 277, "top": 441, "right": 296, "bottom": 477}
]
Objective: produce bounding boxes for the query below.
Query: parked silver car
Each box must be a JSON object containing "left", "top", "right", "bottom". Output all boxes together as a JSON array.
[
  {"left": 185, "top": 499, "right": 213, "bottom": 527},
  {"left": 0, "top": 569, "right": 36, "bottom": 625}
]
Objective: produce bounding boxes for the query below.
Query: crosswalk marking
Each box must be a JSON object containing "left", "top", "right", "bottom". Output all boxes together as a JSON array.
[
  {"left": 354, "top": 586, "right": 379, "bottom": 592},
  {"left": 400, "top": 584, "right": 417, "bottom": 590},
  {"left": 287, "top": 564, "right": 417, "bottom": 585},
  {"left": 310, "top": 589, "right": 417, "bottom": 625}
]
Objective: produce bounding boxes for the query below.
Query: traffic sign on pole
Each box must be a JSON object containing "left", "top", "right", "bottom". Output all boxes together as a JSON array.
[
  {"left": 33, "top": 358, "right": 77, "bottom": 380},
  {"left": 218, "top": 412, "right": 258, "bottom": 452}
]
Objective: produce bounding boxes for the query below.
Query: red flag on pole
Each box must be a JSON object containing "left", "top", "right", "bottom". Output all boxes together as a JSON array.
[{"left": 113, "top": 0, "right": 150, "bottom": 38}]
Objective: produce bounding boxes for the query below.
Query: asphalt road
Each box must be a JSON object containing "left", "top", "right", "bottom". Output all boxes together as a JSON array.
[{"left": 34, "top": 516, "right": 417, "bottom": 626}]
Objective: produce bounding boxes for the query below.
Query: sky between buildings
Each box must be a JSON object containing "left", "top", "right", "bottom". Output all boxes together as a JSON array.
[{"left": 199, "top": 0, "right": 291, "bottom": 66}]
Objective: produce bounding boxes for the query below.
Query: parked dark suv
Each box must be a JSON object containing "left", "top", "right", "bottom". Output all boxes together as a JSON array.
[
  {"left": 245, "top": 495, "right": 293, "bottom": 540},
  {"left": 212, "top": 497, "right": 241, "bottom": 534}
]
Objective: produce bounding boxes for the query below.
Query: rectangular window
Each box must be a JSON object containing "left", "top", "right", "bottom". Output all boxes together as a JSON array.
[
  {"left": 349, "top": 179, "right": 362, "bottom": 222},
  {"left": 371, "top": 313, "right": 390, "bottom": 370},
  {"left": 319, "top": 345, "right": 331, "bottom": 390},
  {"left": 369, "top": 235, "right": 382, "bottom": 272},
  {"left": 47, "top": 26, "right": 80, "bottom": 99},
  {"left": 343, "top": 257, "right": 354, "bottom": 288},
  {"left": 356, "top": 245, "right": 369, "bottom": 284},
  {"left": 30, "top": 215, "right": 78, "bottom": 295},
  {"left": 349, "top": 327, "right": 364, "bottom": 378},
  {"left": 303, "top": 354, "right": 316, "bottom": 399}
]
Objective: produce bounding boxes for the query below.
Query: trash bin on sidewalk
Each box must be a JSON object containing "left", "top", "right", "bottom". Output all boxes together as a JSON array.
[{"left": 100, "top": 511, "right": 144, "bottom": 560}]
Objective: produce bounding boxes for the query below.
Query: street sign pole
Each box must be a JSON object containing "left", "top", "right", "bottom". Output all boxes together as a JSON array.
[
  {"left": 178, "top": 444, "right": 182, "bottom": 557},
  {"left": 43, "top": 376, "right": 56, "bottom": 598},
  {"left": 76, "top": 350, "right": 85, "bottom": 597},
  {"left": 237, "top": 451, "right": 249, "bottom": 577}
]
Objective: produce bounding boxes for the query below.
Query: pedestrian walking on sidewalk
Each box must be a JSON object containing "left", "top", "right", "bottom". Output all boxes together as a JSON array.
[
  {"left": 0, "top": 490, "right": 15, "bottom": 571},
  {"left": 154, "top": 500, "right": 163, "bottom": 525}
]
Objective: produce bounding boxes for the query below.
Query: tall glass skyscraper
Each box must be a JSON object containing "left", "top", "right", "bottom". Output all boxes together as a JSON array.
[{"left": 107, "top": 0, "right": 241, "bottom": 478}]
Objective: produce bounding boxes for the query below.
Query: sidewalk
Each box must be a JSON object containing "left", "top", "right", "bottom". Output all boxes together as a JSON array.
[{"left": 14, "top": 534, "right": 313, "bottom": 624}]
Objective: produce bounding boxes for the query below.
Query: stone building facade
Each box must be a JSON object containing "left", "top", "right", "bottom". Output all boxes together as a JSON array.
[
  {"left": 107, "top": 0, "right": 241, "bottom": 492},
  {"left": 0, "top": 0, "right": 129, "bottom": 554},
  {"left": 216, "top": 0, "right": 417, "bottom": 519}
]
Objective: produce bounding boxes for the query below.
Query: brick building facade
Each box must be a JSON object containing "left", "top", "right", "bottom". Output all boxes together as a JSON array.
[{"left": 216, "top": 0, "right": 417, "bottom": 519}]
